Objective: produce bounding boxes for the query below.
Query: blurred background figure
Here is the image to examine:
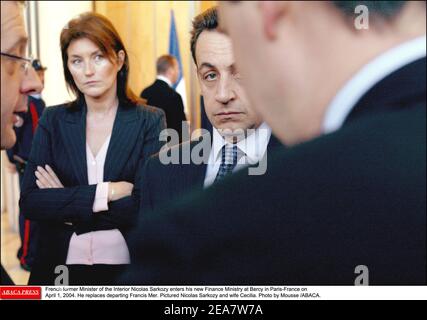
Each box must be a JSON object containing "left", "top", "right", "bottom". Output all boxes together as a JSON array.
[
  {"left": 1, "top": 0, "right": 43, "bottom": 284},
  {"left": 5, "top": 58, "right": 47, "bottom": 272},
  {"left": 141, "top": 55, "right": 187, "bottom": 144},
  {"left": 2, "top": 0, "right": 219, "bottom": 285}
]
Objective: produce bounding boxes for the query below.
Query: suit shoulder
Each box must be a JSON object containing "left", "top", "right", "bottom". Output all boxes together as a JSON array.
[
  {"left": 140, "top": 83, "right": 155, "bottom": 96},
  {"left": 43, "top": 103, "right": 69, "bottom": 114},
  {"left": 136, "top": 104, "right": 166, "bottom": 121},
  {"left": 149, "top": 139, "right": 202, "bottom": 166},
  {"left": 141, "top": 81, "right": 164, "bottom": 94},
  {"left": 134, "top": 104, "right": 166, "bottom": 132},
  {"left": 154, "top": 81, "right": 177, "bottom": 97},
  {"left": 38, "top": 103, "right": 71, "bottom": 125},
  {"left": 170, "top": 89, "right": 183, "bottom": 100}
]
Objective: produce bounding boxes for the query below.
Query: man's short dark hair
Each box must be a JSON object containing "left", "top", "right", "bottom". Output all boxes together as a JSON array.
[
  {"left": 156, "top": 55, "right": 177, "bottom": 75},
  {"left": 333, "top": 1, "right": 406, "bottom": 18},
  {"left": 190, "top": 7, "right": 218, "bottom": 65}
]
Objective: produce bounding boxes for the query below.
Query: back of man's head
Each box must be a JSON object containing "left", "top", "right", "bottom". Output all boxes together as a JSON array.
[
  {"left": 217, "top": 1, "right": 425, "bottom": 145},
  {"left": 156, "top": 55, "right": 177, "bottom": 76}
]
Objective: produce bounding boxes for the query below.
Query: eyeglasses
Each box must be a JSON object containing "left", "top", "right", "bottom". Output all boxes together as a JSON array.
[{"left": 0, "top": 52, "right": 34, "bottom": 75}]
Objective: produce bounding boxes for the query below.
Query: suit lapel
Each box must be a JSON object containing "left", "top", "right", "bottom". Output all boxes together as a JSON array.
[
  {"left": 192, "top": 161, "right": 207, "bottom": 189},
  {"left": 104, "top": 103, "right": 140, "bottom": 181},
  {"left": 178, "top": 162, "right": 206, "bottom": 190},
  {"left": 267, "top": 135, "right": 284, "bottom": 153},
  {"left": 60, "top": 102, "right": 88, "bottom": 185},
  {"left": 174, "top": 139, "right": 208, "bottom": 190},
  {"left": 190, "top": 137, "right": 209, "bottom": 188},
  {"left": 239, "top": 134, "right": 284, "bottom": 176}
]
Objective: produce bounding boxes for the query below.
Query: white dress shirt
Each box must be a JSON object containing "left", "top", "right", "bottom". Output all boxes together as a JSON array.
[
  {"left": 157, "top": 75, "right": 172, "bottom": 88},
  {"left": 204, "top": 122, "right": 272, "bottom": 188},
  {"left": 323, "top": 35, "right": 426, "bottom": 134},
  {"left": 66, "top": 135, "right": 131, "bottom": 265}
]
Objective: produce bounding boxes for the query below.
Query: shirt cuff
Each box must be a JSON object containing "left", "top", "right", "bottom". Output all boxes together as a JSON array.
[{"left": 92, "top": 182, "right": 109, "bottom": 213}]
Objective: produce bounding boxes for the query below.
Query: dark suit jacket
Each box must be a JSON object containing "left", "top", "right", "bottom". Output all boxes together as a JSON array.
[
  {"left": 122, "top": 58, "right": 426, "bottom": 285},
  {"left": 19, "top": 99, "right": 165, "bottom": 285},
  {"left": 1, "top": 265, "right": 14, "bottom": 285},
  {"left": 7, "top": 95, "right": 46, "bottom": 164},
  {"left": 141, "top": 79, "right": 187, "bottom": 143},
  {"left": 140, "top": 134, "right": 283, "bottom": 214}
]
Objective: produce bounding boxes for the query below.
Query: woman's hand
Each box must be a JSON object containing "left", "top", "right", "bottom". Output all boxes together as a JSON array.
[
  {"left": 108, "top": 181, "right": 134, "bottom": 202},
  {"left": 35, "top": 165, "right": 64, "bottom": 189}
]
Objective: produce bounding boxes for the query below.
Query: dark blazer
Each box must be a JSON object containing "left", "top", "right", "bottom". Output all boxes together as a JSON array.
[
  {"left": 1, "top": 264, "right": 14, "bottom": 285},
  {"left": 7, "top": 95, "right": 46, "bottom": 164},
  {"left": 19, "top": 99, "right": 165, "bottom": 285},
  {"left": 141, "top": 79, "right": 187, "bottom": 143},
  {"left": 122, "top": 58, "right": 426, "bottom": 285},
  {"left": 140, "top": 134, "right": 283, "bottom": 214}
]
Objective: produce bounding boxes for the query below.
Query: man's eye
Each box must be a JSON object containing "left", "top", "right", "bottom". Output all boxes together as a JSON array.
[{"left": 204, "top": 73, "right": 217, "bottom": 81}]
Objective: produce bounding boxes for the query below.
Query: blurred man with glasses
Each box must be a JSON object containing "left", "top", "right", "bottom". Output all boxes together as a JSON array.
[
  {"left": 5, "top": 58, "right": 47, "bottom": 272},
  {"left": 1, "top": 1, "right": 42, "bottom": 149},
  {"left": 1, "top": 0, "right": 42, "bottom": 284}
]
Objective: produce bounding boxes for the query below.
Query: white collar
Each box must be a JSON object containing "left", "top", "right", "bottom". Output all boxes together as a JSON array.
[
  {"left": 30, "top": 93, "right": 42, "bottom": 99},
  {"left": 211, "top": 122, "right": 272, "bottom": 165},
  {"left": 156, "top": 75, "right": 172, "bottom": 88},
  {"left": 323, "top": 35, "right": 426, "bottom": 134}
]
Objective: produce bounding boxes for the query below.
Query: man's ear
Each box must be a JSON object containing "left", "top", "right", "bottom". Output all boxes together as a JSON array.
[{"left": 259, "top": 1, "right": 288, "bottom": 40}]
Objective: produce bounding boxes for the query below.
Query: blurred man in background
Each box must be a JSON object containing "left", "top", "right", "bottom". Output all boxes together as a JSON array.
[
  {"left": 6, "top": 58, "right": 47, "bottom": 272},
  {"left": 141, "top": 55, "right": 187, "bottom": 144},
  {"left": 1, "top": 0, "right": 43, "bottom": 284}
]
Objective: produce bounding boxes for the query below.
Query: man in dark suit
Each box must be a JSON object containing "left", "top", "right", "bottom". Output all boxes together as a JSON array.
[
  {"left": 1, "top": 0, "right": 43, "bottom": 284},
  {"left": 141, "top": 134, "right": 281, "bottom": 214},
  {"left": 141, "top": 55, "right": 187, "bottom": 144},
  {"left": 122, "top": 1, "right": 426, "bottom": 285},
  {"left": 139, "top": 8, "right": 281, "bottom": 215}
]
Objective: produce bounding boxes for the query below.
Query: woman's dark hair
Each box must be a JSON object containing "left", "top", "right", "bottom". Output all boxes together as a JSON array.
[{"left": 60, "top": 12, "right": 143, "bottom": 107}]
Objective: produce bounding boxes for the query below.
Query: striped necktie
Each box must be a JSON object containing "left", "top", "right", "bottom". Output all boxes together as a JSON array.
[{"left": 215, "top": 144, "right": 238, "bottom": 183}]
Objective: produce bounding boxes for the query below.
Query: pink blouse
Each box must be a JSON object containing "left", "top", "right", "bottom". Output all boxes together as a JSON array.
[{"left": 65, "top": 135, "right": 131, "bottom": 265}]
